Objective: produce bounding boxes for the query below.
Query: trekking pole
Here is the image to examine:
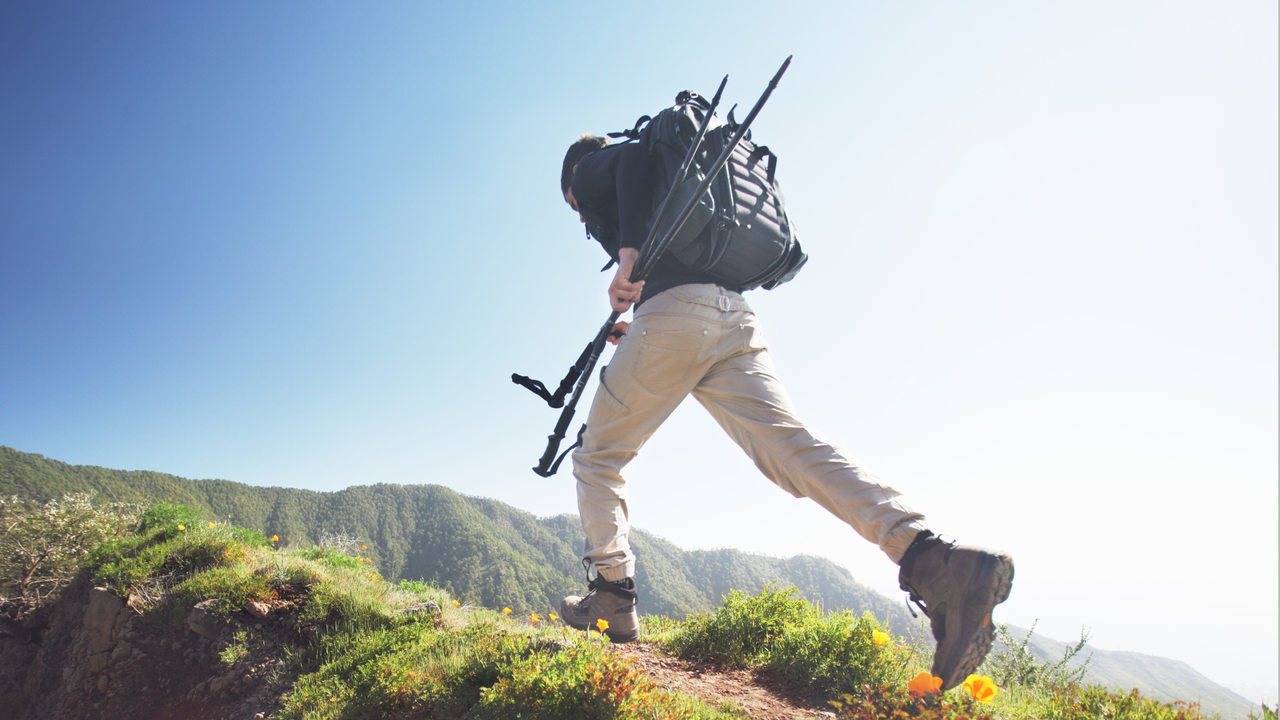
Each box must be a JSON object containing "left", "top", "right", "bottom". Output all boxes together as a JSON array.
[
  {"left": 531, "top": 57, "right": 792, "bottom": 477},
  {"left": 635, "top": 55, "right": 791, "bottom": 279},
  {"left": 531, "top": 77, "right": 729, "bottom": 478}
]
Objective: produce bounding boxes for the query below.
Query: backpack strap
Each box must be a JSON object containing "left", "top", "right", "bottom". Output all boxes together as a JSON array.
[
  {"left": 607, "top": 115, "right": 651, "bottom": 142},
  {"left": 750, "top": 145, "right": 779, "bottom": 185}
]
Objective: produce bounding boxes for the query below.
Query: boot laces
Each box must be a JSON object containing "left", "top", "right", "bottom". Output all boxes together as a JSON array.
[{"left": 899, "top": 535, "right": 956, "bottom": 619}]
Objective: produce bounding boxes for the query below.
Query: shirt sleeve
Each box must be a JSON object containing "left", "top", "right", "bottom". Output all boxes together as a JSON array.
[{"left": 570, "top": 143, "right": 655, "bottom": 251}]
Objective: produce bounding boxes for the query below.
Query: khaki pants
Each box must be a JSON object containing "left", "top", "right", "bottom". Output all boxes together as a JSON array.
[{"left": 572, "top": 284, "right": 928, "bottom": 582}]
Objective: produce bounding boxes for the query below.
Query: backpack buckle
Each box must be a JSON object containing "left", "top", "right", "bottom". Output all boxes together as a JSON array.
[{"left": 718, "top": 295, "right": 730, "bottom": 312}]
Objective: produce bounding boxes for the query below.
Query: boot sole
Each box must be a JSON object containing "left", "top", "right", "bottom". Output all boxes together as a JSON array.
[{"left": 937, "top": 552, "right": 1015, "bottom": 691}]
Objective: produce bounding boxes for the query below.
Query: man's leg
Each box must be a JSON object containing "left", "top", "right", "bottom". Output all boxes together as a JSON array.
[
  {"left": 691, "top": 332, "right": 1013, "bottom": 690},
  {"left": 691, "top": 346, "right": 927, "bottom": 562},
  {"left": 563, "top": 291, "right": 718, "bottom": 640}
]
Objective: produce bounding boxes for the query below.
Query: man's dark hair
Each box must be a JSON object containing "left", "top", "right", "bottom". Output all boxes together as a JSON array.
[{"left": 561, "top": 134, "right": 609, "bottom": 195}]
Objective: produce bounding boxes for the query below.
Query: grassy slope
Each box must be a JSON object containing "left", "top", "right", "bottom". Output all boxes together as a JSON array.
[
  {"left": 3, "top": 446, "right": 1256, "bottom": 717},
  {"left": 0, "top": 446, "right": 914, "bottom": 633}
]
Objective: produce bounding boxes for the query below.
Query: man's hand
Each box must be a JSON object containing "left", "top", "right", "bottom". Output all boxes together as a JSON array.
[
  {"left": 609, "top": 247, "right": 645, "bottom": 313},
  {"left": 606, "top": 321, "right": 630, "bottom": 345}
]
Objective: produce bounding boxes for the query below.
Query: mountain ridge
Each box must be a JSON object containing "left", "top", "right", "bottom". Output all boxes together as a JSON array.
[{"left": 0, "top": 445, "right": 1259, "bottom": 718}]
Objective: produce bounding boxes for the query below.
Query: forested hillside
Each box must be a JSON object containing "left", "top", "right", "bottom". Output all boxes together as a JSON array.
[{"left": 0, "top": 446, "right": 915, "bottom": 634}]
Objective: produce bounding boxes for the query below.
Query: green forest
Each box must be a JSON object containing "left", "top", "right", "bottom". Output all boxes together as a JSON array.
[{"left": 0, "top": 446, "right": 915, "bottom": 635}]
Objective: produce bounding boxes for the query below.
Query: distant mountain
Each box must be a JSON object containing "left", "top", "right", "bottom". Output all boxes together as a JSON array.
[
  {"left": 2, "top": 445, "right": 1257, "bottom": 717},
  {"left": 0, "top": 446, "right": 916, "bottom": 634},
  {"left": 1003, "top": 625, "right": 1260, "bottom": 720}
]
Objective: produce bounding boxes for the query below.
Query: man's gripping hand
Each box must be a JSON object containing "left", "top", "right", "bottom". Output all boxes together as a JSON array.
[{"left": 609, "top": 247, "right": 645, "bottom": 313}]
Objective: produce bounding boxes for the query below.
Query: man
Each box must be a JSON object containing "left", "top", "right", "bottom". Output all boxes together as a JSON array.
[{"left": 555, "top": 132, "right": 1014, "bottom": 690}]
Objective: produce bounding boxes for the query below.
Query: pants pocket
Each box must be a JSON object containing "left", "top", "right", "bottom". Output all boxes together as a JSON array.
[{"left": 631, "top": 328, "right": 704, "bottom": 395}]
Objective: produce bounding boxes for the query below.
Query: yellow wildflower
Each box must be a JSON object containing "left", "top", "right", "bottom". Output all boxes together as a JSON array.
[
  {"left": 908, "top": 672, "right": 942, "bottom": 696},
  {"left": 531, "top": 613, "right": 541, "bottom": 623},
  {"left": 549, "top": 612, "right": 558, "bottom": 621},
  {"left": 361, "top": 545, "right": 367, "bottom": 550},
  {"left": 503, "top": 607, "right": 512, "bottom": 615},
  {"left": 177, "top": 524, "right": 185, "bottom": 532},
  {"left": 596, "top": 618, "right": 609, "bottom": 632},
  {"left": 271, "top": 535, "right": 279, "bottom": 542},
  {"left": 208, "top": 522, "right": 216, "bottom": 528},
  {"left": 365, "top": 557, "right": 371, "bottom": 563},
  {"left": 873, "top": 630, "right": 891, "bottom": 646},
  {"left": 452, "top": 600, "right": 460, "bottom": 607},
  {"left": 962, "top": 674, "right": 998, "bottom": 703}
]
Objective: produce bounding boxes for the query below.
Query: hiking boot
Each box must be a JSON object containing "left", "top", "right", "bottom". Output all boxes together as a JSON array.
[
  {"left": 898, "top": 534, "right": 1014, "bottom": 691},
  {"left": 559, "top": 575, "right": 639, "bottom": 643}
]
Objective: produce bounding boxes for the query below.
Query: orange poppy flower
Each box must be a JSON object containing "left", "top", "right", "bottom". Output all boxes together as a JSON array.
[
  {"left": 596, "top": 618, "right": 609, "bottom": 632},
  {"left": 908, "top": 672, "right": 942, "bottom": 696},
  {"left": 963, "top": 674, "right": 998, "bottom": 703},
  {"left": 502, "top": 607, "right": 512, "bottom": 615},
  {"left": 872, "top": 631, "right": 891, "bottom": 646}
]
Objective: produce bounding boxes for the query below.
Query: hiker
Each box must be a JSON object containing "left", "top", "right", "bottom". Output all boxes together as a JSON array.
[{"left": 555, "top": 132, "right": 1015, "bottom": 690}]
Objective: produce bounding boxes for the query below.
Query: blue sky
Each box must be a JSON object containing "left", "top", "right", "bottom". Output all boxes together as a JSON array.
[{"left": 2, "top": 1, "right": 1276, "bottom": 699}]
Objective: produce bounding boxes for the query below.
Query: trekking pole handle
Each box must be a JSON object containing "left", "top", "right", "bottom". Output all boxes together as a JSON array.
[
  {"left": 637, "top": 56, "right": 792, "bottom": 280},
  {"left": 532, "top": 311, "right": 621, "bottom": 476},
  {"left": 533, "top": 405, "right": 576, "bottom": 476}
]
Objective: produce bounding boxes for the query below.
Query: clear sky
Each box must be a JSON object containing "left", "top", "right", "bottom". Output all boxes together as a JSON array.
[{"left": 2, "top": 0, "right": 1276, "bottom": 700}]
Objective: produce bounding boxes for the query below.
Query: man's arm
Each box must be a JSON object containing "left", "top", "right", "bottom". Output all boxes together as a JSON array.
[{"left": 609, "top": 247, "right": 644, "bottom": 313}]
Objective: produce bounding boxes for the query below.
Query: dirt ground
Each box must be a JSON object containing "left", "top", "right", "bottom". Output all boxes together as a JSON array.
[{"left": 611, "top": 642, "right": 837, "bottom": 720}]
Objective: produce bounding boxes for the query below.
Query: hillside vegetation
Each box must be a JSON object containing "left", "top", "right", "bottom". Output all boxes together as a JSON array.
[
  {"left": 2, "top": 501, "right": 1250, "bottom": 720},
  {"left": 0, "top": 446, "right": 914, "bottom": 632}
]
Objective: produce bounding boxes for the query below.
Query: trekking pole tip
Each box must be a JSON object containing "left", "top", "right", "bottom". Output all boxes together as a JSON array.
[{"left": 711, "top": 75, "right": 728, "bottom": 107}]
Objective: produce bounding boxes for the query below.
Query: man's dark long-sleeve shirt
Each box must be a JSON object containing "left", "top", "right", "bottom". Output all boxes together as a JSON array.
[{"left": 570, "top": 143, "right": 721, "bottom": 306}]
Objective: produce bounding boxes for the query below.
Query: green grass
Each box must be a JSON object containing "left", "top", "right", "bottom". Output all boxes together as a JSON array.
[
  {"left": 60, "top": 505, "right": 1239, "bottom": 720},
  {"left": 659, "top": 583, "right": 917, "bottom": 696},
  {"left": 74, "top": 503, "right": 747, "bottom": 719}
]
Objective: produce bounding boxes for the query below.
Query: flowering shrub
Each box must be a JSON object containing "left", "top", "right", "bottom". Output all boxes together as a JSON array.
[
  {"left": 829, "top": 683, "right": 996, "bottom": 720},
  {"left": 0, "top": 493, "right": 138, "bottom": 614},
  {"left": 664, "top": 584, "right": 915, "bottom": 697}
]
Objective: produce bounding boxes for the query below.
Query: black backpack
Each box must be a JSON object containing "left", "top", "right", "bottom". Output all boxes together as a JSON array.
[{"left": 610, "top": 91, "right": 808, "bottom": 291}]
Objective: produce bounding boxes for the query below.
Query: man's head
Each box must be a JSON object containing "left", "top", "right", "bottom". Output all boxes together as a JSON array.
[{"left": 561, "top": 133, "right": 609, "bottom": 200}]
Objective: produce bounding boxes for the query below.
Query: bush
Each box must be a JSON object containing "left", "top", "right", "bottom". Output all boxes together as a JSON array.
[
  {"left": 136, "top": 501, "right": 201, "bottom": 533},
  {"left": 0, "top": 493, "right": 138, "bottom": 613},
  {"left": 666, "top": 584, "right": 820, "bottom": 664},
  {"left": 981, "top": 621, "right": 1090, "bottom": 689},
  {"left": 829, "top": 683, "right": 997, "bottom": 720},
  {"left": 771, "top": 610, "right": 916, "bottom": 696},
  {"left": 663, "top": 585, "right": 920, "bottom": 699},
  {"left": 1024, "top": 683, "right": 1206, "bottom": 720}
]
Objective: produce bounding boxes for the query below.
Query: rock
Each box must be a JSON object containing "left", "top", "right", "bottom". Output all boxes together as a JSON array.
[
  {"left": 83, "top": 588, "right": 123, "bottom": 653},
  {"left": 209, "top": 676, "right": 228, "bottom": 694},
  {"left": 88, "top": 652, "right": 111, "bottom": 673},
  {"left": 244, "top": 601, "right": 270, "bottom": 619},
  {"left": 110, "top": 642, "right": 133, "bottom": 665},
  {"left": 96, "top": 675, "right": 109, "bottom": 693},
  {"left": 186, "top": 599, "right": 221, "bottom": 638},
  {"left": 400, "top": 601, "right": 440, "bottom": 616}
]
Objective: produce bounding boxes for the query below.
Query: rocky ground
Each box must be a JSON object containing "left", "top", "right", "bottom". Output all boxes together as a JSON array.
[{"left": 1, "top": 586, "right": 308, "bottom": 720}]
